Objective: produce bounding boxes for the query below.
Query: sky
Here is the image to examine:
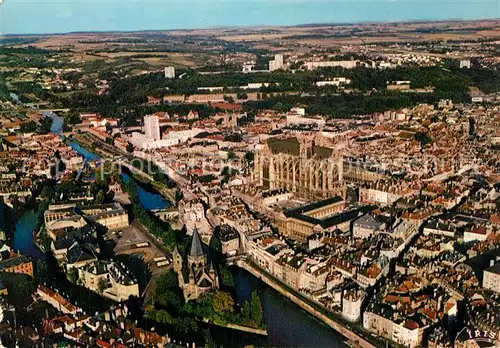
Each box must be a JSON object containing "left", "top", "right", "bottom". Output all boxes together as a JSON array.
[{"left": 1, "top": 0, "right": 499, "bottom": 35}]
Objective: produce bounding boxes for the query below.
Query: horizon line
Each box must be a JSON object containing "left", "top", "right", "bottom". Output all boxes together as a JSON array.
[{"left": 2, "top": 17, "right": 500, "bottom": 37}]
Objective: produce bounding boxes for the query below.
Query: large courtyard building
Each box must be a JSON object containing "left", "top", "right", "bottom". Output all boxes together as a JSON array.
[{"left": 254, "top": 137, "right": 345, "bottom": 201}]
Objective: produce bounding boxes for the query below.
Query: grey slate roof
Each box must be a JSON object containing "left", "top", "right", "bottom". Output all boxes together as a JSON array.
[{"left": 190, "top": 229, "right": 204, "bottom": 258}]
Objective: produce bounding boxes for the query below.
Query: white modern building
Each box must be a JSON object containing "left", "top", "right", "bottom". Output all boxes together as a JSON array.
[
  {"left": 304, "top": 60, "right": 359, "bottom": 70},
  {"left": 130, "top": 128, "right": 205, "bottom": 150},
  {"left": 144, "top": 115, "right": 161, "bottom": 140},
  {"left": 315, "top": 77, "right": 352, "bottom": 87},
  {"left": 459, "top": 60, "right": 471, "bottom": 69},
  {"left": 164, "top": 66, "right": 175, "bottom": 78}
]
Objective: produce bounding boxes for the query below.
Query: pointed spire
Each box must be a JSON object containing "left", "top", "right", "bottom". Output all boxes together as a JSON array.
[{"left": 190, "top": 229, "right": 204, "bottom": 258}]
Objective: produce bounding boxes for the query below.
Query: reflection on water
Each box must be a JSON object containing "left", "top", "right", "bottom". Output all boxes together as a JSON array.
[
  {"left": 211, "top": 267, "right": 346, "bottom": 348},
  {"left": 14, "top": 209, "right": 43, "bottom": 259},
  {"left": 121, "top": 173, "right": 171, "bottom": 211},
  {"left": 69, "top": 141, "right": 170, "bottom": 211},
  {"left": 69, "top": 140, "right": 101, "bottom": 161}
]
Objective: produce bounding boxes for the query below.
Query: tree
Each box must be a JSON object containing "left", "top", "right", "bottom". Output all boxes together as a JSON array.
[
  {"left": 220, "top": 267, "right": 234, "bottom": 287},
  {"left": 68, "top": 267, "right": 79, "bottom": 283},
  {"left": 236, "top": 92, "right": 248, "bottom": 100},
  {"left": 227, "top": 151, "right": 238, "bottom": 160},
  {"left": 175, "top": 189, "right": 183, "bottom": 202},
  {"left": 66, "top": 111, "right": 82, "bottom": 125},
  {"left": 126, "top": 142, "right": 134, "bottom": 153},
  {"left": 273, "top": 101, "right": 289, "bottom": 113},
  {"left": 212, "top": 291, "right": 234, "bottom": 315},
  {"left": 20, "top": 121, "right": 37, "bottom": 133},
  {"left": 41, "top": 184, "right": 55, "bottom": 199},
  {"left": 97, "top": 278, "right": 108, "bottom": 294},
  {"left": 216, "top": 118, "right": 223, "bottom": 126},
  {"left": 95, "top": 190, "right": 106, "bottom": 204},
  {"left": 156, "top": 271, "right": 179, "bottom": 294},
  {"left": 156, "top": 309, "right": 173, "bottom": 324},
  {"left": 39, "top": 116, "right": 53, "bottom": 134},
  {"left": 223, "top": 95, "right": 234, "bottom": 103},
  {"left": 250, "top": 291, "right": 263, "bottom": 326},
  {"left": 242, "top": 301, "right": 251, "bottom": 322},
  {"left": 244, "top": 151, "right": 254, "bottom": 164},
  {"left": 415, "top": 132, "right": 432, "bottom": 146}
]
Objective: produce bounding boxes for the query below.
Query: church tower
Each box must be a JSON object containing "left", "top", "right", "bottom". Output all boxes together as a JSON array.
[
  {"left": 172, "top": 246, "right": 183, "bottom": 273},
  {"left": 188, "top": 229, "right": 206, "bottom": 268}
]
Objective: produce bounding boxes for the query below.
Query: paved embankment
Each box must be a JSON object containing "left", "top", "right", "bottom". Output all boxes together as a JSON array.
[
  {"left": 202, "top": 319, "right": 268, "bottom": 336},
  {"left": 236, "top": 260, "right": 377, "bottom": 348}
]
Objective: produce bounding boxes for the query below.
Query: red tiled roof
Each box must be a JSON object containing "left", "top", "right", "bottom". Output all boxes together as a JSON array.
[
  {"left": 405, "top": 320, "right": 420, "bottom": 330},
  {"left": 96, "top": 340, "right": 111, "bottom": 348},
  {"left": 211, "top": 102, "right": 243, "bottom": 111},
  {"left": 471, "top": 226, "right": 487, "bottom": 235},
  {"left": 490, "top": 215, "right": 500, "bottom": 225}
]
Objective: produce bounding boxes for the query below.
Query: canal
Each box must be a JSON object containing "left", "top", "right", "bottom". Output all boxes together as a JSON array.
[{"left": 15, "top": 134, "right": 346, "bottom": 347}]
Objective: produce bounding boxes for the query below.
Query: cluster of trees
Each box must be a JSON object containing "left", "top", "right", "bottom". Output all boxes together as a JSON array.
[
  {"left": 11, "top": 81, "right": 57, "bottom": 102},
  {"left": 145, "top": 271, "right": 198, "bottom": 333},
  {"left": 124, "top": 179, "right": 177, "bottom": 247},
  {"left": 243, "top": 91, "right": 445, "bottom": 118},
  {"left": 87, "top": 61, "right": 500, "bottom": 102},
  {"left": 56, "top": 60, "right": 500, "bottom": 125},
  {"left": 147, "top": 270, "right": 265, "bottom": 335},
  {"left": 0, "top": 46, "right": 54, "bottom": 55},
  {"left": 39, "top": 117, "right": 54, "bottom": 134},
  {"left": 20, "top": 121, "right": 38, "bottom": 133},
  {"left": 127, "top": 159, "right": 177, "bottom": 188},
  {"left": 0, "top": 78, "right": 9, "bottom": 101},
  {"left": 68, "top": 267, "right": 79, "bottom": 283},
  {"left": 91, "top": 166, "right": 117, "bottom": 204},
  {"left": 414, "top": 132, "right": 433, "bottom": 146}
]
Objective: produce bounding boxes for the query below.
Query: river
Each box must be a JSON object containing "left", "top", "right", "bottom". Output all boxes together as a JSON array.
[
  {"left": 216, "top": 267, "right": 347, "bottom": 348},
  {"left": 13, "top": 112, "right": 65, "bottom": 258},
  {"left": 44, "top": 112, "right": 64, "bottom": 134},
  {"left": 14, "top": 135, "right": 346, "bottom": 347},
  {"left": 13, "top": 209, "right": 43, "bottom": 259}
]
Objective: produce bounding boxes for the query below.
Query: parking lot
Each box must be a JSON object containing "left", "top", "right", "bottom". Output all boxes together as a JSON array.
[{"left": 110, "top": 221, "right": 172, "bottom": 276}]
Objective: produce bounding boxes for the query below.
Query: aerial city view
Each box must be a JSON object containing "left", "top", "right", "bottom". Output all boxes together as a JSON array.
[{"left": 0, "top": 0, "right": 499, "bottom": 347}]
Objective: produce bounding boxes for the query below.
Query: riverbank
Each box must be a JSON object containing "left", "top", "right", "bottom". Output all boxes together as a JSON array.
[
  {"left": 202, "top": 318, "right": 268, "bottom": 336},
  {"left": 70, "top": 136, "right": 178, "bottom": 203},
  {"left": 236, "top": 260, "right": 378, "bottom": 348}
]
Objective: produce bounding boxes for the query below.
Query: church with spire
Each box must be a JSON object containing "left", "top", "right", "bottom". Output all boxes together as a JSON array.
[{"left": 172, "top": 229, "right": 219, "bottom": 301}]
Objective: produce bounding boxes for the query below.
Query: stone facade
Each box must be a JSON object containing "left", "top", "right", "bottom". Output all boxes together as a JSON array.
[
  {"left": 173, "top": 229, "right": 219, "bottom": 301},
  {"left": 254, "top": 137, "right": 345, "bottom": 201},
  {"left": 78, "top": 260, "right": 139, "bottom": 302}
]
